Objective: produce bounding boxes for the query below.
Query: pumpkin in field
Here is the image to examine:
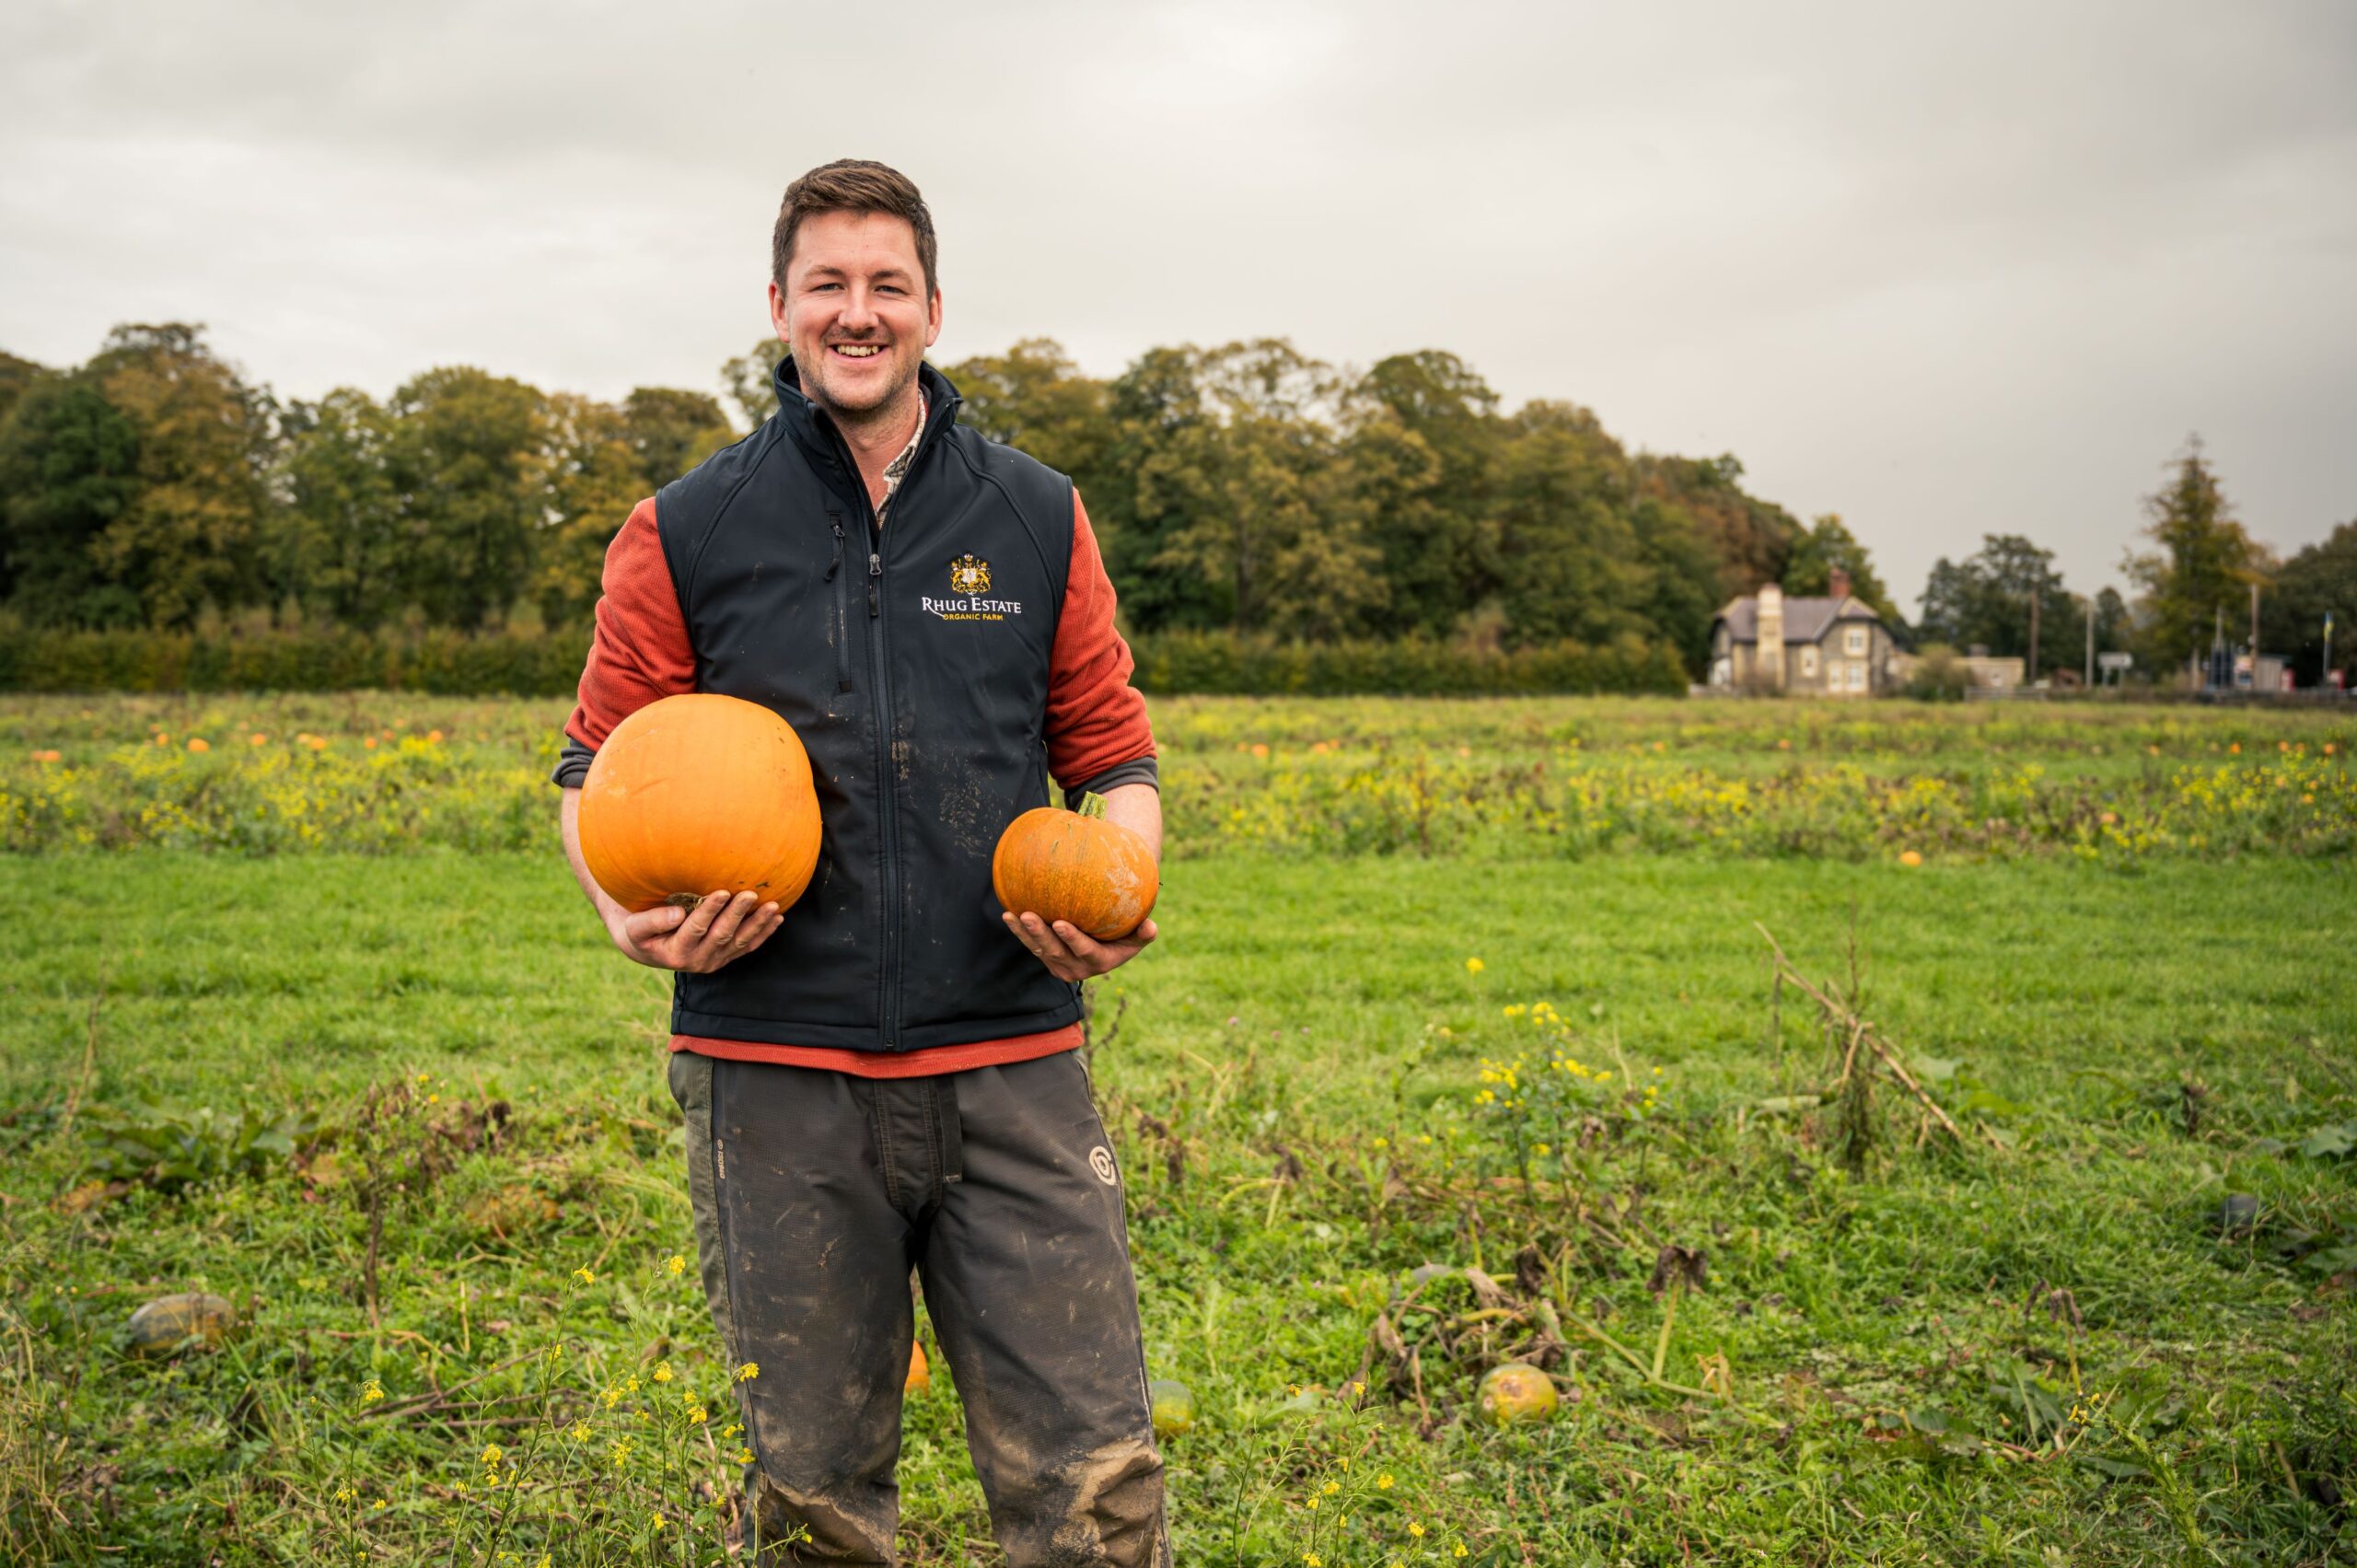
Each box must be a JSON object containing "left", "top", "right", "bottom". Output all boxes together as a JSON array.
[
  {"left": 1476, "top": 1362, "right": 1557, "bottom": 1426},
  {"left": 905, "top": 1341, "right": 931, "bottom": 1396},
  {"left": 126, "top": 1293, "right": 238, "bottom": 1358},
  {"left": 577, "top": 695, "right": 822, "bottom": 914},
  {"left": 991, "top": 793, "right": 1157, "bottom": 941}
]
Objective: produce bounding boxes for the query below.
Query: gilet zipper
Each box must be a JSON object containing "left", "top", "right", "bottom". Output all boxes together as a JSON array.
[{"left": 821, "top": 401, "right": 950, "bottom": 1052}]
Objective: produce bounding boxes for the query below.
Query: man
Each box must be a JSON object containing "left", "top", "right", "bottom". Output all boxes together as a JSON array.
[{"left": 553, "top": 159, "right": 1167, "bottom": 1565}]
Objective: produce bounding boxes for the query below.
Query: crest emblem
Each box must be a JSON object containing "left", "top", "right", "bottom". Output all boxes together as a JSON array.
[{"left": 948, "top": 554, "right": 992, "bottom": 596}]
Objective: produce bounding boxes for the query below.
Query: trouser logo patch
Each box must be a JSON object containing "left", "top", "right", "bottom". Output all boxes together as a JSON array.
[{"left": 1089, "top": 1145, "right": 1119, "bottom": 1186}]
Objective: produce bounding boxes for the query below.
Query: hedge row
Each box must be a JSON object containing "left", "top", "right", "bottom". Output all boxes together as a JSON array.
[{"left": 0, "top": 627, "right": 1689, "bottom": 698}]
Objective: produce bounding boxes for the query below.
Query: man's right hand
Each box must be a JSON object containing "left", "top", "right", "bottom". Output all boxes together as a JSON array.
[{"left": 610, "top": 889, "right": 784, "bottom": 972}]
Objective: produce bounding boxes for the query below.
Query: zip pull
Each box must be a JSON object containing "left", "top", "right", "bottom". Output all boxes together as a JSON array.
[
  {"left": 868, "top": 553, "right": 882, "bottom": 616},
  {"left": 869, "top": 552, "right": 882, "bottom": 577},
  {"left": 825, "top": 517, "right": 844, "bottom": 582}
]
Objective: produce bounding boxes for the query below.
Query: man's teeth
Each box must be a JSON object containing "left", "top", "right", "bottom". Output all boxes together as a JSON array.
[{"left": 833, "top": 344, "right": 883, "bottom": 357}]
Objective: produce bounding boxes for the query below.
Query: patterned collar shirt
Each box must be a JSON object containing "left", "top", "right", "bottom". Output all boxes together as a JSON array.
[{"left": 874, "top": 392, "right": 927, "bottom": 527}]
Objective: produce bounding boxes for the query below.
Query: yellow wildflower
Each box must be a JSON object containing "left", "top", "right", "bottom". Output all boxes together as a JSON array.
[
  {"left": 573, "top": 1266, "right": 597, "bottom": 1285},
  {"left": 480, "top": 1443, "right": 503, "bottom": 1467},
  {"left": 1410, "top": 1522, "right": 1425, "bottom": 1538},
  {"left": 1465, "top": 957, "right": 1484, "bottom": 974},
  {"left": 1378, "top": 1472, "right": 1395, "bottom": 1489},
  {"left": 737, "top": 1362, "right": 761, "bottom": 1382},
  {"left": 334, "top": 1484, "right": 355, "bottom": 1504},
  {"left": 360, "top": 1378, "right": 385, "bottom": 1404},
  {"left": 666, "top": 1253, "right": 687, "bottom": 1276},
  {"left": 653, "top": 1361, "right": 673, "bottom": 1383},
  {"left": 738, "top": 1446, "right": 755, "bottom": 1464}
]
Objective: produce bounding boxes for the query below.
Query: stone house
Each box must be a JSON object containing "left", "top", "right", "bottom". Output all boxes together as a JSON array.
[{"left": 1707, "top": 569, "right": 1899, "bottom": 696}]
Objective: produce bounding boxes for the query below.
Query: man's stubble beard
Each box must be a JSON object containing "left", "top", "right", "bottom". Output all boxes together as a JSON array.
[{"left": 804, "top": 350, "right": 923, "bottom": 439}]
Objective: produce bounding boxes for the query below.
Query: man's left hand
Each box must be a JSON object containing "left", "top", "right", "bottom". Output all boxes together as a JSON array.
[{"left": 1003, "top": 911, "right": 1157, "bottom": 981}]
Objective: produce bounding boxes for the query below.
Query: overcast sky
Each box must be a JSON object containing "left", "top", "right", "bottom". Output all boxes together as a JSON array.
[{"left": 4, "top": 0, "right": 2352, "bottom": 609}]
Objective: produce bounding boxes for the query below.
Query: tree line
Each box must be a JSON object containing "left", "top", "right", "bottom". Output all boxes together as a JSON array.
[{"left": 2, "top": 324, "right": 2346, "bottom": 684}]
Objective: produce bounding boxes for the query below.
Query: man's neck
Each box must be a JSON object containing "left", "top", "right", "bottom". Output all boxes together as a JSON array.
[{"left": 819, "top": 384, "right": 925, "bottom": 512}]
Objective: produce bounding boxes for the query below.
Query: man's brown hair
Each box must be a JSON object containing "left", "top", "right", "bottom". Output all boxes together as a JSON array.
[{"left": 772, "top": 159, "right": 938, "bottom": 299}]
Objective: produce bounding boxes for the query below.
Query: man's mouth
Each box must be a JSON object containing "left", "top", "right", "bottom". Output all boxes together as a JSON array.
[{"left": 830, "top": 343, "right": 886, "bottom": 359}]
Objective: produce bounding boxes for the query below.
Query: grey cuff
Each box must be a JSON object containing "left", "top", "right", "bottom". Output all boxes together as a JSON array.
[
  {"left": 551, "top": 736, "right": 597, "bottom": 789},
  {"left": 1062, "top": 756, "right": 1158, "bottom": 810}
]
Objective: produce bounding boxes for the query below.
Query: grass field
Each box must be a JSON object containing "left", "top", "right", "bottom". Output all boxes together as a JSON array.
[{"left": 2, "top": 695, "right": 2353, "bottom": 1566}]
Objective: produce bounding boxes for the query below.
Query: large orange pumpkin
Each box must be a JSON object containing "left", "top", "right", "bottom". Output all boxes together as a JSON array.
[
  {"left": 577, "top": 694, "right": 822, "bottom": 914},
  {"left": 991, "top": 793, "right": 1158, "bottom": 941}
]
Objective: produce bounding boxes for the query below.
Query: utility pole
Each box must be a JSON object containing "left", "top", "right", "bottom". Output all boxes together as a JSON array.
[
  {"left": 2027, "top": 586, "right": 2040, "bottom": 687},
  {"left": 2249, "top": 580, "right": 2260, "bottom": 663},
  {"left": 2084, "top": 594, "right": 2095, "bottom": 689}
]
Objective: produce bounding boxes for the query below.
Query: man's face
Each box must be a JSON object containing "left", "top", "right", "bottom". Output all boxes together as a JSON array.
[{"left": 770, "top": 209, "right": 941, "bottom": 424}]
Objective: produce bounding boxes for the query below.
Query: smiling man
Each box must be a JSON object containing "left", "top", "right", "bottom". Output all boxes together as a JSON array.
[{"left": 553, "top": 161, "right": 1167, "bottom": 1564}]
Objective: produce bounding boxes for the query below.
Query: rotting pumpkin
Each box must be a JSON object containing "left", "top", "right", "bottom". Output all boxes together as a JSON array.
[
  {"left": 991, "top": 792, "right": 1158, "bottom": 941},
  {"left": 577, "top": 694, "right": 822, "bottom": 914}
]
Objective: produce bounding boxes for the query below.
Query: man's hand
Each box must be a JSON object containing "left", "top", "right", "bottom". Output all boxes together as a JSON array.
[
  {"left": 611, "top": 890, "right": 783, "bottom": 973},
  {"left": 1001, "top": 911, "right": 1157, "bottom": 982}
]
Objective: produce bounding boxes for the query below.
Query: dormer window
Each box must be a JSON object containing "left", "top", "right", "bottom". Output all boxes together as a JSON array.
[{"left": 1844, "top": 627, "right": 1867, "bottom": 656}]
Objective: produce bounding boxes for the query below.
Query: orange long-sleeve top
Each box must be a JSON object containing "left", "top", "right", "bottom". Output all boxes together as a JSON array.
[{"left": 562, "top": 488, "right": 1155, "bottom": 1077}]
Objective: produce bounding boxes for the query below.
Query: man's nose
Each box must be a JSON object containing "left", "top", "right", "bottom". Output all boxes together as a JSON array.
[{"left": 839, "top": 285, "right": 878, "bottom": 331}]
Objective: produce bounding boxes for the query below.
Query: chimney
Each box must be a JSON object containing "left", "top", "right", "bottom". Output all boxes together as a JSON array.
[
  {"left": 1829, "top": 565, "right": 1852, "bottom": 601},
  {"left": 1757, "top": 583, "right": 1785, "bottom": 690}
]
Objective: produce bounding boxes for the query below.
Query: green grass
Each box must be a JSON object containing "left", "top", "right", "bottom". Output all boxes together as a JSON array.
[{"left": 4, "top": 842, "right": 2353, "bottom": 1565}]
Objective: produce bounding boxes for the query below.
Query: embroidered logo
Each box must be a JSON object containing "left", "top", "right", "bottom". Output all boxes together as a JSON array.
[
  {"left": 923, "top": 552, "right": 1024, "bottom": 621},
  {"left": 1088, "top": 1145, "right": 1119, "bottom": 1187}
]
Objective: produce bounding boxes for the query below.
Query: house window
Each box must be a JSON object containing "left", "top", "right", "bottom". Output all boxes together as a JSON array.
[
  {"left": 1799, "top": 646, "right": 1818, "bottom": 679},
  {"left": 1844, "top": 626, "right": 1868, "bottom": 656}
]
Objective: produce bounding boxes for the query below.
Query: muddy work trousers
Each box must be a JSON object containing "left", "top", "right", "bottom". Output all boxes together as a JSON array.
[{"left": 668, "top": 1049, "right": 1168, "bottom": 1566}]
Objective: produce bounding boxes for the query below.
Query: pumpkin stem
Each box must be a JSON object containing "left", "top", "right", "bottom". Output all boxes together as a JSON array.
[{"left": 1074, "top": 792, "right": 1109, "bottom": 820}]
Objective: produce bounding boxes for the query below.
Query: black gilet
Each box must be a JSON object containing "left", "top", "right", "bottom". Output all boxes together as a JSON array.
[{"left": 651, "top": 358, "right": 1081, "bottom": 1052}]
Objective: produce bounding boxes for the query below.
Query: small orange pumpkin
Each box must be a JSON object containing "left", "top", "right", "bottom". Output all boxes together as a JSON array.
[
  {"left": 577, "top": 694, "right": 822, "bottom": 914},
  {"left": 905, "top": 1341, "right": 931, "bottom": 1396},
  {"left": 991, "top": 793, "right": 1158, "bottom": 941}
]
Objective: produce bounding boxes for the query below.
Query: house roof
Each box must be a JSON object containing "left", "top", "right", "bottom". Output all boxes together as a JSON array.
[{"left": 1713, "top": 594, "right": 1880, "bottom": 645}]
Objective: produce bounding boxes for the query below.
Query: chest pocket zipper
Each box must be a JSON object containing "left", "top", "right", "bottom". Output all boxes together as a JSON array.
[{"left": 825, "top": 510, "right": 853, "bottom": 694}]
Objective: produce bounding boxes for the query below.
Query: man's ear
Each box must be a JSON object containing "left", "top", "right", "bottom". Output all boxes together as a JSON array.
[
  {"left": 925, "top": 287, "right": 944, "bottom": 350},
  {"left": 768, "top": 280, "right": 791, "bottom": 341}
]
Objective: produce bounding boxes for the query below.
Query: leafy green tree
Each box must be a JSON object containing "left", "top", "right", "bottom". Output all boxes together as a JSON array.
[
  {"left": 720, "top": 338, "right": 788, "bottom": 432},
  {"left": 1491, "top": 401, "right": 1655, "bottom": 646},
  {"left": 2260, "top": 519, "right": 2357, "bottom": 684},
  {"left": 0, "top": 349, "right": 44, "bottom": 433},
  {"left": 946, "top": 339, "right": 1114, "bottom": 501},
  {"left": 87, "top": 323, "right": 277, "bottom": 627},
  {"left": 1632, "top": 453, "right": 1802, "bottom": 598},
  {"left": 0, "top": 376, "right": 143, "bottom": 625},
  {"left": 269, "top": 389, "right": 406, "bottom": 629},
  {"left": 1094, "top": 345, "right": 1224, "bottom": 632},
  {"left": 535, "top": 393, "right": 646, "bottom": 628},
  {"left": 1916, "top": 534, "right": 2116, "bottom": 678},
  {"left": 1783, "top": 514, "right": 1902, "bottom": 627},
  {"left": 621, "top": 388, "right": 735, "bottom": 493},
  {"left": 1345, "top": 351, "right": 1502, "bottom": 638},
  {"left": 1631, "top": 494, "right": 1727, "bottom": 676},
  {"left": 387, "top": 366, "right": 547, "bottom": 630},
  {"left": 2123, "top": 439, "right": 2264, "bottom": 670}
]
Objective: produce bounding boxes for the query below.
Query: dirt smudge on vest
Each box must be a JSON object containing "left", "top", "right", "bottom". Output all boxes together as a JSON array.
[{"left": 933, "top": 754, "right": 997, "bottom": 861}]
